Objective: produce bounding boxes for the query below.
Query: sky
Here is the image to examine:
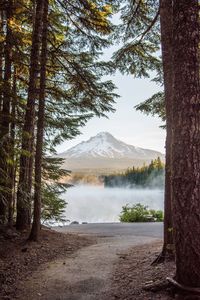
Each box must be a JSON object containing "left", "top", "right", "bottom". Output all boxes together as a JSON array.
[
  {"left": 56, "top": 12, "right": 166, "bottom": 155},
  {"left": 56, "top": 69, "right": 166, "bottom": 154}
]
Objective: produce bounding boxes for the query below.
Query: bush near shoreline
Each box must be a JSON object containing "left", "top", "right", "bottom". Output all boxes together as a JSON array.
[{"left": 120, "top": 203, "right": 164, "bottom": 222}]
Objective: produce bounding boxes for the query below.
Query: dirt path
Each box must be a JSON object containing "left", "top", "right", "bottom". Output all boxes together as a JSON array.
[{"left": 18, "top": 234, "right": 160, "bottom": 300}]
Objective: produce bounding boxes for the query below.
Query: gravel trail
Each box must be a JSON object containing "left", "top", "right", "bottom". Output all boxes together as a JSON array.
[{"left": 19, "top": 223, "right": 162, "bottom": 300}]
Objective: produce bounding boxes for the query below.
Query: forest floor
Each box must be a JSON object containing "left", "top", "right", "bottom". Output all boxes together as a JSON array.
[
  {"left": 109, "top": 241, "right": 176, "bottom": 300},
  {"left": 0, "top": 226, "right": 194, "bottom": 300},
  {"left": 0, "top": 226, "right": 95, "bottom": 299}
]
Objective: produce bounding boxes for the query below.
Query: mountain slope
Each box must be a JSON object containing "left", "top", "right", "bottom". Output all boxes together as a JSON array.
[
  {"left": 59, "top": 132, "right": 164, "bottom": 159},
  {"left": 58, "top": 132, "right": 165, "bottom": 172}
]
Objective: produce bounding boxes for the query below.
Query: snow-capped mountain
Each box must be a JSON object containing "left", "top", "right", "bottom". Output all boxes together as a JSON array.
[
  {"left": 58, "top": 132, "right": 164, "bottom": 172},
  {"left": 59, "top": 132, "right": 163, "bottom": 159}
]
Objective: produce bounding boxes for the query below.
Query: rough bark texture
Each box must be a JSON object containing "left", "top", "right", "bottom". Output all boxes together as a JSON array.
[
  {"left": 26, "top": 0, "right": 38, "bottom": 227},
  {"left": 26, "top": 135, "right": 35, "bottom": 226},
  {"left": 0, "top": 9, "right": 5, "bottom": 220},
  {"left": 29, "top": 0, "right": 49, "bottom": 241},
  {"left": 8, "top": 68, "right": 17, "bottom": 225},
  {"left": 0, "top": 10, "right": 3, "bottom": 111},
  {"left": 159, "top": 0, "right": 174, "bottom": 259},
  {"left": 16, "top": 0, "right": 44, "bottom": 230},
  {"left": 172, "top": 0, "right": 200, "bottom": 287},
  {"left": 0, "top": 2, "right": 13, "bottom": 224}
]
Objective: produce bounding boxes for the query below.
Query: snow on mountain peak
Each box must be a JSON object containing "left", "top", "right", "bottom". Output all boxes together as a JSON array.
[{"left": 59, "top": 132, "right": 164, "bottom": 160}]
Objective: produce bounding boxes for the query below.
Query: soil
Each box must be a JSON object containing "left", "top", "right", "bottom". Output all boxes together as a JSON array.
[
  {"left": 109, "top": 242, "right": 200, "bottom": 300},
  {"left": 15, "top": 234, "right": 158, "bottom": 300},
  {"left": 109, "top": 241, "right": 176, "bottom": 300},
  {"left": 1, "top": 227, "right": 196, "bottom": 300},
  {"left": 0, "top": 226, "right": 95, "bottom": 300}
]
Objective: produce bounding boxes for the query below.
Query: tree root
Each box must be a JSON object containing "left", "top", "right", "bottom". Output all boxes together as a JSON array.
[
  {"left": 143, "top": 280, "right": 170, "bottom": 292},
  {"left": 151, "top": 246, "right": 174, "bottom": 265},
  {"left": 151, "top": 251, "right": 166, "bottom": 265},
  {"left": 167, "top": 277, "right": 200, "bottom": 295}
]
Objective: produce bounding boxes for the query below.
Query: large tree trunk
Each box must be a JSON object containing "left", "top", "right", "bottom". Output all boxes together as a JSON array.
[
  {"left": 16, "top": 0, "right": 44, "bottom": 230},
  {"left": 0, "top": 10, "right": 4, "bottom": 111},
  {"left": 0, "top": 8, "right": 5, "bottom": 221},
  {"left": 172, "top": 0, "right": 200, "bottom": 287},
  {"left": 155, "top": 0, "right": 174, "bottom": 262},
  {"left": 29, "top": 0, "right": 49, "bottom": 241},
  {"left": 0, "top": 1, "right": 13, "bottom": 224}
]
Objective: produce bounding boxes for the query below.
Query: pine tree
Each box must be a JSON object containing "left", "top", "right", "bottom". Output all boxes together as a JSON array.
[
  {"left": 16, "top": 0, "right": 45, "bottom": 230},
  {"left": 0, "top": 1, "right": 14, "bottom": 224},
  {"left": 171, "top": 0, "right": 200, "bottom": 287},
  {"left": 29, "top": 0, "right": 49, "bottom": 241},
  {"left": 113, "top": 0, "right": 160, "bottom": 78},
  {"left": 0, "top": 0, "right": 118, "bottom": 234},
  {"left": 158, "top": 0, "right": 174, "bottom": 262},
  {"left": 15, "top": 0, "right": 118, "bottom": 233}
]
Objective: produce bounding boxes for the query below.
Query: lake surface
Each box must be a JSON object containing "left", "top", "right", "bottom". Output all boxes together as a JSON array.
[{"left": 61, "top": 185, "right": 164, "bottom": 224}]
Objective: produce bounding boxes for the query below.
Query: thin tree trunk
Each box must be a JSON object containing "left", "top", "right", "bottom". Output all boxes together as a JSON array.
[
  {"left": 8, "top": 66, "right": 17, "bottom": 225},
  {"left": 27, "top": 135, "right": 34, "bottom": 225},
  {"left": 29, "top": 0, "right": 49, "bottom": 241},
  {"left": 0, "top": 1, "right": 13, "bottom": 224},
  {"left": 153, "top": 0, "right": 174, "bottom": 264},
  {"left": 16, "top": 0, "right": 44, "bottom": 230},
  {"left": 172, "top": 0, "right": 200, "bottom": 287}
]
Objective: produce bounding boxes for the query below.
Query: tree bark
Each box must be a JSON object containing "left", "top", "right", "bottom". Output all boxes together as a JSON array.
[
  {"left": 0, "top": 1, "right": 13, "bottom": 224},
  {"left": 29, "top": 0, "right": 49, "bottom": 241},
  {"left": 0, "top": 8, "right": 5, "bottom": 221},
  {"left": 16, "top": 0, "right": 44, "bottom": 230},
  {"left": 155, "top": 0, "right": 174, "bottom": 262},
  {"left": 0, "top": 10, "right": 4, "bottom": 111},
  {"left": 8, "top": 66, "right": 17, "bottom": 225},
  {"left": 172, "top": 0, "right": 200, "bottom": 287}
]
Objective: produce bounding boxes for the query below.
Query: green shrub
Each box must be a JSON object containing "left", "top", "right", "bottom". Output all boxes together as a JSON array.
[
  {"left": 149, "top": 209, "right": 164, "bottom": 222},
  {"left": 119, "top": 203, "right": 164, "bottom": 222}
]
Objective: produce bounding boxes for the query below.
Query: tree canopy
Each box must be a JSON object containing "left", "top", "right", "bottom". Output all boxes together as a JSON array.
[{"left": 0, "top": 0, "right": 120, "bottom": 237}]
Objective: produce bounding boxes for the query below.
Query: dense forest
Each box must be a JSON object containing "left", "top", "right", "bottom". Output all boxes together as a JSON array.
[{"left": 104, "top": 157, "right": 164, "bottom": 188}]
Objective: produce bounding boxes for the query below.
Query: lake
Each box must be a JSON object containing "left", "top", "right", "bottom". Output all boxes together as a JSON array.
[{"left": 61, "top": 185, "right": 164, "bottom": 224}]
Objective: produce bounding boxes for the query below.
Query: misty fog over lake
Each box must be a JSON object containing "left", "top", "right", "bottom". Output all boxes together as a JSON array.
[{"left": 62, "top": 185, "right": 164, "bottom": 224}]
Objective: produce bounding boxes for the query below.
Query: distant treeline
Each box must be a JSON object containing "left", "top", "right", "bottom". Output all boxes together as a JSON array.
[{"left": 104, "top": 157, "right": 164, "bottom": 188}]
